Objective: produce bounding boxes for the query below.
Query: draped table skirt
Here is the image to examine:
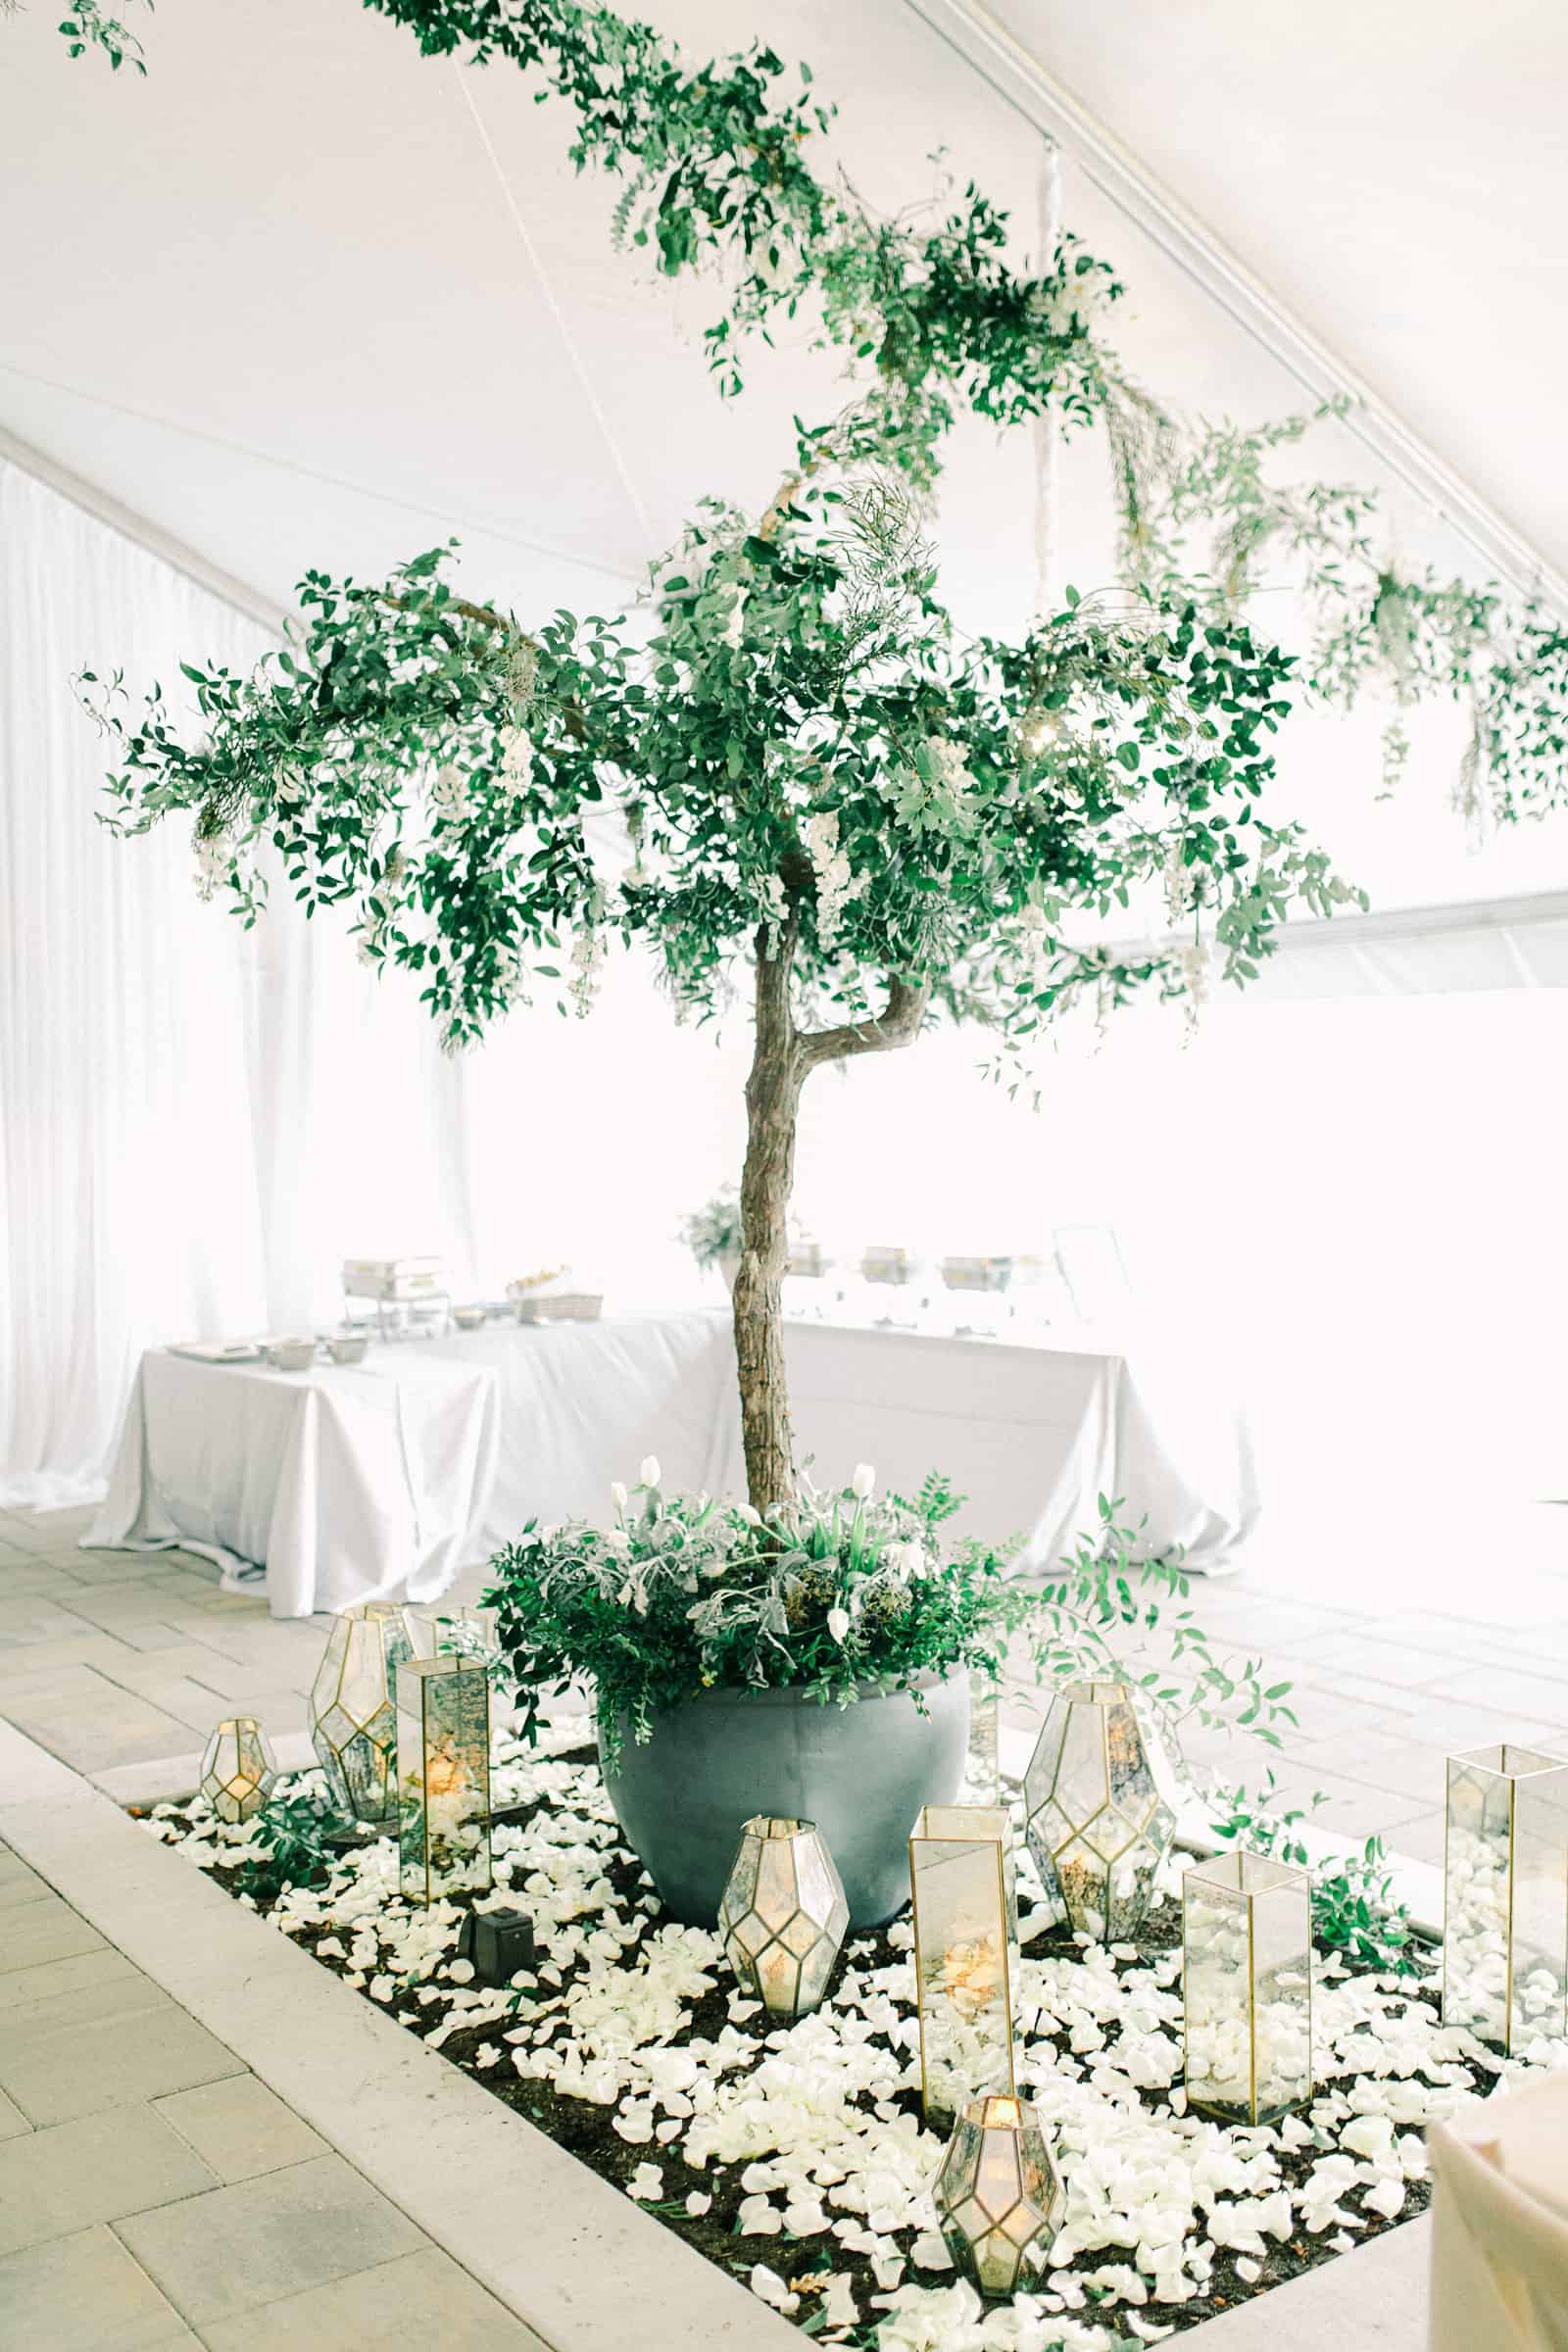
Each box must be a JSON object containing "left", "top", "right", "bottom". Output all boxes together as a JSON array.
[{"left": 87, "top": 1311, "right": 1256, "bottom": 1615}]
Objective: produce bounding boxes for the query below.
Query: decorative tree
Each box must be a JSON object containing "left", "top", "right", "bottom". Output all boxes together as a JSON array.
[{"left": 78, "top": 1, "right": 1364, "bottom": 1513}]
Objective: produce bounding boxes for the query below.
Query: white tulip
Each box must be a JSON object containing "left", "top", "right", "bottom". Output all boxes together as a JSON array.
[
  {"left": 827, "top": 1606, "right": 851, "bottom": 1644},
  {"left": 734, "top": 1501, "right": 761, "bottom": 1527},
  {"left": 851, "top": 1463, "right": 875, "bottom": 1499},
  {"left": 639, "top": 1455, "right": 661, "bottom": 1487},
  {"left": 610, "top": 1481, "right": 627, "bottom": 1512}
]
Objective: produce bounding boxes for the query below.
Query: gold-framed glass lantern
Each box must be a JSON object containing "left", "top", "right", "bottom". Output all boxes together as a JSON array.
[
  {"left": 1023, "top": 1679, "right": 1182, "bottom": 1939},
  {"left": 717, "top": 1816, "right": 849, "bottom": 2020},
  {"left": 933, "top": 2093, "right": 1065, "bottom": 2297},
  {"left": 908, "top": 1804, "right": 1017, "bottom": 2129},
  {"left": 396, "top": 1653, "right": 493, "bottom": 1906},
  {"left": 309, "top": 1601, "right": 418, "bottom": 1825},
  {"left": 1444, "top": 1742, "right": 1568, "bottom": 2052},
  {"left": 198, "top": 1716, "right": 277, "bottom": 1825},
  {"left": 1183, "top": 1850, "right": 1313, "bottom": 2126}
]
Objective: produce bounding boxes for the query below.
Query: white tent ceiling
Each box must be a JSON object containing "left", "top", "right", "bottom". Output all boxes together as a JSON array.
[{"left": 4, "top": 0, "right": 1567, "bottom": 909}]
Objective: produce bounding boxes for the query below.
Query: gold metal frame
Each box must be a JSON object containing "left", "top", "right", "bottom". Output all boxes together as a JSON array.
[
  {"left": 395, "top": 1653, "right": 493, "bottom": 1908},
  {"left": 717, "top": 1815, "right": 849, "bottom": 2020},
  {"left": 908, "top": 1804, "right": 1017, "bottom": 2128},
  {"left": 1443, "top": 1740, "right": 1568, "bottom": 2053},
  {"left": 1181, "top": 1847, "right": 1313, "bottom": 2128},
  {"left": 1022, "top": 1678, "right": 1181, "bottom": 1940}
]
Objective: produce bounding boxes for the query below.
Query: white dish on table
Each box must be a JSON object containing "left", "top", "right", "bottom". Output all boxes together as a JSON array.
[
  {"left": 169, "top": 1339, "right": 263, "bottom": 1365},
  {"left": 266, "top": 1338, "right": 318, "bottom": 1372},
  {"left": 324, "top": 1334, "right": 369, "bottom": 1365}
]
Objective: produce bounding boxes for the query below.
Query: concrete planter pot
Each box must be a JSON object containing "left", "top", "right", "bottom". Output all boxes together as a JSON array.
[{"left": 600, "top": 1669, "right": 969, "bottom": 1929}]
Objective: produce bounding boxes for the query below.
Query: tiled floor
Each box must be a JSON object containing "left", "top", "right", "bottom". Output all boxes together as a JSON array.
[
  {"left": 0, "top": 1839, "right": 543, "bottom": 2350},
  {"left": 5, "top": 1492, "right": 1567, "bottom": 1865}
]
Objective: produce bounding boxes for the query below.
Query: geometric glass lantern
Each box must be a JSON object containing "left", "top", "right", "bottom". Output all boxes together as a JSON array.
[
  {"left": 197, "top": 1716, "right": 277, "bottom": 1825},
  {"left": 908, "top": 1805, "right": 1017, "bottom": 2131},
  {"left": 933, "top": 2092, "right": 1066, "bottom": 2297},
  {"left": 717, "top": 1816, "right": 849, "bottom": 2021},
  {"left": 1444, "top": 1742, "right": 1568, "bottom": 2054},
  {"left": 395, "top": 1653, "right": 493, "bottom": 1906},
  {"left": 309, "top": 1600, "right": 418, "bottom": 1826},
  {"left": 1183, "top": 1850, "right": 1313, "bottom": 2126},
  {"left": 1022, "top": 1679, "right": 1182, "bottom": 1940}
]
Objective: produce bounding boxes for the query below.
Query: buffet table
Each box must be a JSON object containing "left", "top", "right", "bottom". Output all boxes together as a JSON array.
[
  {"left": 90, "top": 1313, "right": 735, "bottom": 1617},
  {"left": 88, "top": 1310, "right": 1257, "bottom": 1616},
  {"left": 758, "top": 1319, "right": 1258, "bottom": 1575}
]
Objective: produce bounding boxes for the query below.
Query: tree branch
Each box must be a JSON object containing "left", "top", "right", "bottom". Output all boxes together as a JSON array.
[
  {"left": 796, "top": 974, "right": 930, "bottom": 1072},
  {"left": 375, "top": 590, "right": 528, "bottom": 638}
]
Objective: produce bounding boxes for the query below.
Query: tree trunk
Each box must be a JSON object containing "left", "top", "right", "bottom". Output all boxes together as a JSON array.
[
  {"left": 733, "top": 928, "right": 802, "bottom": 1515},
  {"left": 731, "top": 923, "right": 932, "bottom": 1516}
]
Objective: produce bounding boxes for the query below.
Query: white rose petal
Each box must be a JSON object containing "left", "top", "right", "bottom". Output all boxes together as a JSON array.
[{"left": 749, "top": 2266, "right": 798, "bottom": 2314}]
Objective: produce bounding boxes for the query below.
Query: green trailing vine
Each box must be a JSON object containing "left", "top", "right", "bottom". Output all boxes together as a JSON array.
[
  {"left": 357, "top": 0, "right": 1117, "bottom": 492},
  {"left": 1209, "top": 1776, "right": 1419, "bottom": 1977},
  {"left": 1106, "top": 393, "right": 1568, "bottom": 828},
  {"left": 53, "top": 0, "right": 150, "bottom": 73}
]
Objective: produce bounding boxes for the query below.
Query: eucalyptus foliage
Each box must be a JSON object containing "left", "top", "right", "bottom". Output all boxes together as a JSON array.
[{"left": 484, "top": 1466, "right": 1297, "bottom": 1769}]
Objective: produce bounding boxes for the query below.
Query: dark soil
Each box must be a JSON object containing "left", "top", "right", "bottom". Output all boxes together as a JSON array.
[{"left": 145, "top": 1758, "right": 1437, "bottom": 2346}]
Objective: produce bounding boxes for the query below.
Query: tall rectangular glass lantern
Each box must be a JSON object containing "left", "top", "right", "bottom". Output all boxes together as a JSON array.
[
  {"left": 396, "top": 1654, "right": 493, "bottom": 1906},
  {"left": 1183, "top": 1851, "right": 1313, "bottom": 2127},
  {"left": 909, "top": 1805, "right": 1018, "bottom": 2130},
  {"left": 1445, "top": 1742, "right": 1568, "bottom": 2053}
]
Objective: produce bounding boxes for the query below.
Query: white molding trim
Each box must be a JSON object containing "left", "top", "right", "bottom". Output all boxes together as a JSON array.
[
  {"left": 904, "top": 0, "right": 1568, "bottom": 615},
  {"left": 0, "top": 424, "right": 286, "bottom": 636}
]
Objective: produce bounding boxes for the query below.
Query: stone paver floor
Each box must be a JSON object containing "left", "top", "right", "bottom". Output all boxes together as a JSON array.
[
  {"left": 4, "top": 1492, "right": 1567, "bottom": 1865},
  {"left": 0, "top": 1838, "right": 542, "bottom": 2351}
]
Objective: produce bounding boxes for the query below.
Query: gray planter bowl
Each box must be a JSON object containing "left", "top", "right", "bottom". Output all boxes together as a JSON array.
[{"left": 599, "top": 1670, "right": 969, "bottom": 1929}]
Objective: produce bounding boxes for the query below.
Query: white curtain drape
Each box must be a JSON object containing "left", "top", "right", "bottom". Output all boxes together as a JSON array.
[
  {"left": 2, "top": 462, "right": 273, "bottom": 1502},
  {"left": 0, "top": 459, "right": 484, "bottom": 1502}
]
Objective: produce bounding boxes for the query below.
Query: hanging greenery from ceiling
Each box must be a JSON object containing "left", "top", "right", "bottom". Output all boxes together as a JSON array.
[
  {"left": 339, "top": 0, "right": 1565, "bottom": 831},
  {"left": 45, "top": 0, "right": 1568, "bottom": 832}
]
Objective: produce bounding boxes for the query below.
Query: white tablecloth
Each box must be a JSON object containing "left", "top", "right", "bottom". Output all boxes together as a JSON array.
[
  {"left": 1430, "top": 2077, "right": 1568, "bottom": 2351},
  {"left": 710, "top": 1321, "right": 1257, "bottom": 1573},
  {"left": 90, "top": 1312, "right": 735, "bottom": 1617},
  {"left": 88, "top": 1310, "right": 1255, "bottom": 1616}
]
